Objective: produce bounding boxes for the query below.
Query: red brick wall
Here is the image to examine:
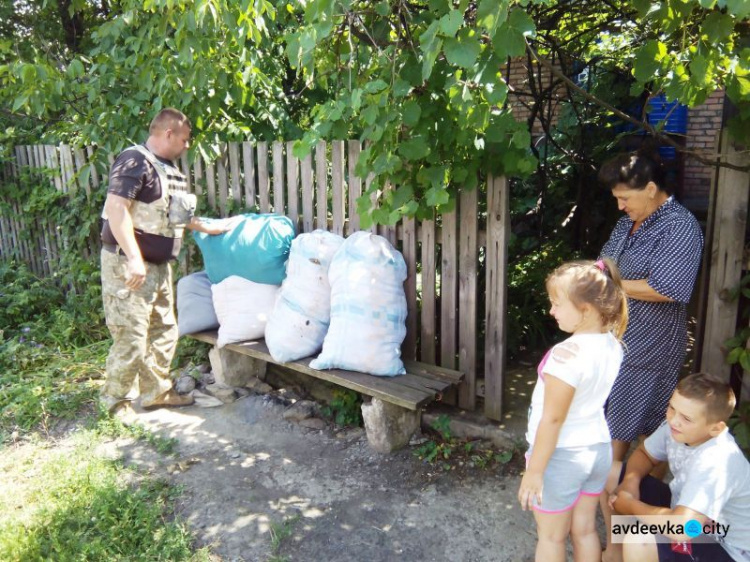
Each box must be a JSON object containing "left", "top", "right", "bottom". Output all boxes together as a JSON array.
[
  {"left": 503, "top": 58, "right": 564, "bottom": 138},
  {"left": 683, "top": 89, "right": 724, "bottom": 212}
]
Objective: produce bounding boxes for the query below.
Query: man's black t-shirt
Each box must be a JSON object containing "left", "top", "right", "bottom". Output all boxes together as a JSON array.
[{"left": 101, "top": 147, "right": 182, "bottom": 264}]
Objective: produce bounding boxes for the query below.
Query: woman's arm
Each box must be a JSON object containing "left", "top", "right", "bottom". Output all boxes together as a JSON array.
[
  {"left": 621, "top": 279, "right": 674, "bottom": 302},
  {"left": 518, "top": 375, "right": 575, "bottom": 510}
]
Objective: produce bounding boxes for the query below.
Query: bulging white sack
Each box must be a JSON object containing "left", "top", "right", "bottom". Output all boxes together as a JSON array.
[
  {"left": 265, "top": 230, "right": 345, "bottom": 362},
  {"left": 310, "top": 231, "right": 407, "bottom": 376},
  {"left": 212, "top": 276, "right": 280, "bottom": 348}
]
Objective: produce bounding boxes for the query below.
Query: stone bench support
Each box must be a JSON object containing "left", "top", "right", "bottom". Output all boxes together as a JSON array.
[
  {"left": 209, "top": 347, "right": 267, "bottom": 387},
  {"left": 361, "top": 398, "right": 421, "bottom": 453}
]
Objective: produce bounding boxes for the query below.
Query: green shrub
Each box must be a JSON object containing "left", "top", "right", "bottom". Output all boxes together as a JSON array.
[
  {"left": 506, "top": 240, "right": 575, "bottom": 356},
  {"left": 321, "top": 389, "right": 363, "bottom": 427}
]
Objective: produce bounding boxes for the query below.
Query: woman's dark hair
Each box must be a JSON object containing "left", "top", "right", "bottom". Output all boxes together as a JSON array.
[{"left": 597, "top": 148, "right": 670, "bottom": 194}]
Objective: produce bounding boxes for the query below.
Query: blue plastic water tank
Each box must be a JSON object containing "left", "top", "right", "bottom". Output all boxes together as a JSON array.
[
  {"left": 647, "top": 95, "right": 688, "bottom": 135},
  {"left": 658, "top": 145, "right": 677, "bottom": 160}
]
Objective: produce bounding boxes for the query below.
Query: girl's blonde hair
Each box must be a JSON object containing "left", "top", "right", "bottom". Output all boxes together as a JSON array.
[{"left": 546, "top": 258, "right": 629, "bottom": 338}]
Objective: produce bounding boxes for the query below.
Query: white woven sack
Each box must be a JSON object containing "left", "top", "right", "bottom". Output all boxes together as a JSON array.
[
  {"left": 212, "top": 276, "right": 280, "bottom": 348},
  {"left": 310, "top": 231, "right": 407, "bottom": 376},
  {"left": 265, "top": 230, "right": 345, "bottom": 362}
]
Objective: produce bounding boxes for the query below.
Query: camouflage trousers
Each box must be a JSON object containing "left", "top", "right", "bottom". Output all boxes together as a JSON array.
[{"left": 100, "top": 250, "right": 177, "bottom": 403}]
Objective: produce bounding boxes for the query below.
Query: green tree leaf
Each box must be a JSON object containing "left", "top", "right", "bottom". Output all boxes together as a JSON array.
[
  {"left": 633, "top": 40, "right": 666, "bottom": 82},
  {"left": 444, "top": 33, "right": 481, "bottom": 69},
  {"left": 702, "top": 12, "right": 735, "bottom": 43},
  {"left": 402, "top": 100, "right": 421, "bottom": 127},
  {"left": 438, "top": 10, "right": 464, "bottom": 37},
  {"left": 398, "top": 137, "right": 430, "bottom": 159}
]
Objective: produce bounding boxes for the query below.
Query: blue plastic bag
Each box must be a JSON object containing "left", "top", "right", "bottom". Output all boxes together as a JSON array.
[{"left": 193, "top": 213, "right": 295, "bottom": 285}]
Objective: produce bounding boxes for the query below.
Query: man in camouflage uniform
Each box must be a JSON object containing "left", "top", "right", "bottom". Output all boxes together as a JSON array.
[{"left": 100, "top": 108, "right": 229, "bottom": 413}]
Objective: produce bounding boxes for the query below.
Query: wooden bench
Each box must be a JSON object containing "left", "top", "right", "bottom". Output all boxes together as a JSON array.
[{"left": 189, "top": 330, "right": 464, "bottom": 452}]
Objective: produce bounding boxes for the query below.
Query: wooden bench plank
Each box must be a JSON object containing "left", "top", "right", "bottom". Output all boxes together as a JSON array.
[
  {"left": 402, "top": 361, "right": 463, "bottom": 385},
  {"left": 189, "top": 331, "right": 463, "bottom": 411}
]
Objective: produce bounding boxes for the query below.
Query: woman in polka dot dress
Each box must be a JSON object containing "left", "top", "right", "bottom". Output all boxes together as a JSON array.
[{"left": 598, "top": 150, "right": 703, "bottom": 462}]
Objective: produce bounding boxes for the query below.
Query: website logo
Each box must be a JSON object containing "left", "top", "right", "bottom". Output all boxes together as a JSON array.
[{"left": 611, "top": 515, "right": 729, "bottom": 543}]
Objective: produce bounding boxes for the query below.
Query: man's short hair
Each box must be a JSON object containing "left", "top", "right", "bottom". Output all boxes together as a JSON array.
[
  {"left": 149, "top": 108, "right": 191, "bottom": 134},
  {"left": 676, "top": 373, "right": 736, "bottom": 423}
]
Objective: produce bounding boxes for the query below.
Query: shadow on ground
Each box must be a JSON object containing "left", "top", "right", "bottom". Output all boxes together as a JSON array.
[{"left": 108, "top": 391, "right": 538, "bottom": 562}]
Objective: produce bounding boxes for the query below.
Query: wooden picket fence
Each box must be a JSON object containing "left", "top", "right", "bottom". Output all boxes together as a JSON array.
[{"left": 0, "top": 141, "right": 510, "bottom": 420}]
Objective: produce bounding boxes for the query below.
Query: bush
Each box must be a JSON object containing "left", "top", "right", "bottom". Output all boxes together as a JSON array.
[{"left": 506, "top": 240, "right": 576, "bottom": 356}]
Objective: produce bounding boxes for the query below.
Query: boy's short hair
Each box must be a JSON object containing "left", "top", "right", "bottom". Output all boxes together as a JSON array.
[
  {"left": 149, "top": 108, "right": 191, "bottom": 134},
  {"left": 676, "top": 373, "right": 736, "bottom": 423}
]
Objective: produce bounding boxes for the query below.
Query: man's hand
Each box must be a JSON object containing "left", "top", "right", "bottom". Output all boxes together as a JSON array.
[
  {"left": 518, "top": 471, "right": 544, "bottom": 511},
  {"left": 189, "top": 216, "right": 242, "bottom": 236},
  {"left": 125, "top": 256, "right": 147, "bottom": 290}
]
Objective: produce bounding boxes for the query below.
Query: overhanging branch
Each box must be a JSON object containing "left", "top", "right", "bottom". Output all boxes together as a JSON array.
[{"left": 525, "top": 39, "right": 750, "bottom": 172}]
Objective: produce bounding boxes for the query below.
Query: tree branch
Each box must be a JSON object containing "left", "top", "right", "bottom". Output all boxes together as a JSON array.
[{"left": 524, "top": 39, "right": 750, "bottom": 172}]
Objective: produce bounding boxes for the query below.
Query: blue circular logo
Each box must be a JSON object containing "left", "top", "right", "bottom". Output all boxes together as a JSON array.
[{"left": 685, "top": 519, "right": 702, "bottom": 538}]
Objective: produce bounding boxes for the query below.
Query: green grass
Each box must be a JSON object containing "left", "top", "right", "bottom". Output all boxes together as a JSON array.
[
  {"left": 0, "top": 259, "right": 213, "bottom": 561},
  {"left": 0, "top": 338, "right": 107, "bottom": 439},
  {"left": 0, "top": 431, "right": 211, "bottom": 561},
  {"left": 268, "top": 514, "right": 301, "bottom": 560}
]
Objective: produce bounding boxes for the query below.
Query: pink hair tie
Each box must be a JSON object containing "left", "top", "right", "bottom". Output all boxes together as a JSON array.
[{"left": 595, "top": 259, "right": 607, "bottom": 272}]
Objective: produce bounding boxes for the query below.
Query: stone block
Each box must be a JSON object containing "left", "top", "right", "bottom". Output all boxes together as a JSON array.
[
  {"left": 282, "top": 400, "right": 317, "bottom": 422},
  {"left": 361, "top": 398, "right": 420, "bottom": 454},
  {"left": 209, "top": 347, "right": 267, "bottom": 387},
  {"left": 204, "top": 383, "right": 238, "bottom": 404}
]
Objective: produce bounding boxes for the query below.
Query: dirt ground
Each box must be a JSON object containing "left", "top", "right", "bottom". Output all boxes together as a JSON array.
[{"left": 103, "top": 388, "right": 541, "bottom": 562}]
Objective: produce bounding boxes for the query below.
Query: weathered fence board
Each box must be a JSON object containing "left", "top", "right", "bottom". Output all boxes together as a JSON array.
[
  {"left": 273, "top": 141, "right": 285, "bottom": 215},
  {"left": 484, "top": 176, "right": 510, "bottom": 420},
  {"left": 286, "top": 142, "right": 299, "bottom": 228},
  {"left": 402, "top": 216, "right": 418, "bottom": 361},
  {"left": 347, "top": 141, "right": 361, "bottom": 234},
  {"left": 180, "top": 152, "right": 191, "bottom": 191},
  {"left": 216, "top": 146, "right": 229, "bottom": 216},
  {"left": 420, "top": 218, "right": 437, "bottom": 365},
  {"left": 331, "top": 141, "right": 345, "bottom": 237},
  {"left": 257, "top": 142, "right": 270, "bottom": 213},
  {"left": 204, "top": 157, "right": 216, "bottom": 211},
  {"left": 73, "top": 148, "right": 90, "bottom": 196},
  {"left": 228, "top": 142, "right": 241, "bottom": 207},
  {"left": 193, "top": 153, "right": 204, "bottom": 197},
  {"left": 300, "top": 153, "right": 314, "bottom": 232},
  {"left": 458, "top": 188, "right": 478, "bottom": 410},
  {"left": 241, "top": 141, "right": 254, "bottom": 207},
  {"left": 315, "top": 141, "right": 327, "bottom": 230},
  {"left": 700, "top": 130, "right": 750, "bottom": 381}
]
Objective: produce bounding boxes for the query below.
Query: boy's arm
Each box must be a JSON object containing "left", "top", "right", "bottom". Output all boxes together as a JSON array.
[
  {"left": 613, "top": 442, "right": 712, "bottom": 542},
  {"left": 518, "top": 375, "right": 575, "bottom": 510},
  {"left": 611, "top": 444, "right": 660, "bottom": 502}
]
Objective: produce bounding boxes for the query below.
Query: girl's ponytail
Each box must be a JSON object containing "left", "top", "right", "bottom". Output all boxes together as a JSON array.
[{"left": 600, "top": 257, "right": 629, "bottom": 339}]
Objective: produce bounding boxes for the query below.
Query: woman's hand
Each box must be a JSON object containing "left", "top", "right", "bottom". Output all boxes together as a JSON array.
[
  {"left": 610, "top": 489, "right": 636, "bottom": 514},
  {"left": 609, "top": 476, "right": 640, "bottom": 510},
  {"left": 518, "top": 470, "right": 544, "bottom": 511}
]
